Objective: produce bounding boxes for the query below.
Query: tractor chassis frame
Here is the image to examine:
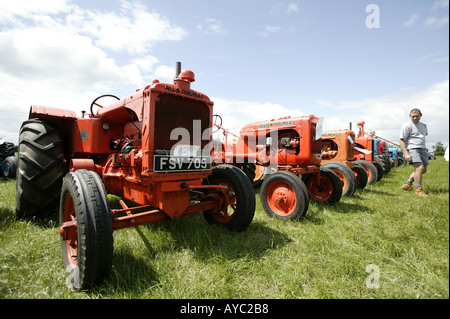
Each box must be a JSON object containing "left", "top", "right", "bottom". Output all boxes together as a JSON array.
[{"left": 59, "top": 184, "right": 229, "bottom": 240}]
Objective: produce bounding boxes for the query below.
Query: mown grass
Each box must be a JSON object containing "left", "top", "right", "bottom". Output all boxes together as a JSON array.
[{"left": 0, "top": 157, "right": 448, "bottom": 299}]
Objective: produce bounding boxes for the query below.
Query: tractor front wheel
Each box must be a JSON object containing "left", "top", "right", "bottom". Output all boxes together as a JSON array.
[
  {"left": 303, "top": 168, "right": 342, "bottom": 205},
  {"left": 354, "top": 160, "right": 378, "bottom": 185},
  {"left": 203, "top": 164, "right": 255, "bottom": 232},
  {"left": 59, "top": 169, "right": 113, "bottom": 291},
  {"left": 260, "top": 171, "right": 309, "bottom": 220},
  {"left": 321, "top": 162, "right": 357, "bottom": 196},
  {"left": 351, "top": 163, "right": 368, "bottom": 189}
]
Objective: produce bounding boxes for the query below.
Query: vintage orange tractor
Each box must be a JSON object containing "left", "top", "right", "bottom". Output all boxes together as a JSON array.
[
  {"left": 213, "top": 115, "right": 342, "bottom": 221},
  {"left": 353, "top": 121, "right": 383, "bottom": 183},
  {"left": 15, "top": 62, "right": 255, "bottom": 290},
  {"left": 320, "top": 129, "right": 368, "bottom": 195}
]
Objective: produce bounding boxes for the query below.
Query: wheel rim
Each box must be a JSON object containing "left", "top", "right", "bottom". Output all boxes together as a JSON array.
[
  {"left": 63, "top": 193, "right": 78, "bottom": 267},
  {"left": 266, "top": 181, "right": 297, "bottom": 216},
  {"left": 209, "top": 178, "right": 236, "bottom": 223},
  {"left": 307, "top": 175, "right": 333, "bottom": 201},
  {"left": 353, "top": 170, "right": 360, "bottom": 184}
]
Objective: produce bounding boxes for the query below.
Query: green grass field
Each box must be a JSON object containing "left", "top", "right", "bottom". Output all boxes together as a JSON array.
[{"left": 1, "top": 157, "right": 448, "bottom": 299}]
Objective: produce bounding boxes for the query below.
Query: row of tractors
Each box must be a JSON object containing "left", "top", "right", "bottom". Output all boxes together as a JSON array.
[
  {"left": 12, "top": 63, "right": 405, "bottom": 290},
  {"left": 211, "top": 116, "right": 405, "bottom": 222}
]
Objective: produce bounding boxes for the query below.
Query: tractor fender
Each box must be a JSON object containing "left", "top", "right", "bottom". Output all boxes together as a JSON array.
[{"left": 29, "top": 105, "right": 77, "bottom": 120}]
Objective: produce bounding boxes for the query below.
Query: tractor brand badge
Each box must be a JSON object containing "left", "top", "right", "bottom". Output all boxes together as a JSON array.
[
  {"left": 258, "top": 120, "right": 295, "bottom": 129},
  {"left": 80, "top": 128, "right": 89, "bottom": 143}
]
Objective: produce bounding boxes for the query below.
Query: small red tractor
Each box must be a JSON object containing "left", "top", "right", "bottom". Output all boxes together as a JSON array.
[
  {"left": 15, "top": 62, "right": 255, "bottom": 290},
  {"left": 213, "top": 115, "right": 342, "bottom": 221},
  {"left": 320, "top": 129, "right": 369, "bottom": 196},
  {"left": 353, "top": 121, "right": 384, "bottom": 183}
]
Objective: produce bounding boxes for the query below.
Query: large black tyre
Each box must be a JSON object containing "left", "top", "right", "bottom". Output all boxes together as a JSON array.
[
  {"left": 59, "top": 170, "right": 113, "bottom": 291},
  {"left": 260, "top": 170, "right": 309, "bottom": 220},
  {"left": 0, "top": 141, "right": 15, "bottom": 161},
  {"left": 397, "top": 157, "right": 406, "bottom": 167},
  {"left": 16, "top": 119, "right": 65, "bottom": 218},
  {"left": 303, "top": 168, "right": 342, "bottom": 205},
  {"left": 354, "top": 160, "right": 378, "bottom": 185},
  {"left": 374, "top": 155, "right": 389, "bottom": 175},
  {"left": 321, "top": 162, "right": 357, "bottom": 196},
  {"left": 240, "top": 163, "right": 256, "bottom": 183},
  {"left": 351, "top": 162, "right": 368, "bottom": 189},
  {"left": 2, "top": 156, "right": 18, "bottom": 178},
  {"left": 202, "top": 164, "right": 255, "bottom": 232},
  {"left": 372, "top": 161, "right": 384, "bottom": 181}
]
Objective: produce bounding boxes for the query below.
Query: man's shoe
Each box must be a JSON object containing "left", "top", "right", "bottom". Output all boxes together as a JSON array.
[
  {"left": 415, "top": 187, "right": 428, "bottom": 197},
  {"left": 401, "top": 183, "right": 412, "bottom": 191}
]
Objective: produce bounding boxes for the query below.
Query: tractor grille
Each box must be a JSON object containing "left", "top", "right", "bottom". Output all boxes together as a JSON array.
[{"left": 154, "top": 94, "right": 210, "bottom": 152}]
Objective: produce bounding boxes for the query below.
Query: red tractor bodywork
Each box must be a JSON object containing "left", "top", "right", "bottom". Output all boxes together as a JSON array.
[
  {"left": 353, "top": 121, "right": 375, "bottom": 162},
  {"left": 216, "top": 115, "right": 322, "bottom": 171},
  {"left": 30, "top": 75, "right": 215, "bottom": 226},
  {"left": 213, "top": 115, "right": 342, "bottom": 220},
  {"left": 321, "top": 129, "right": 356, "bottom": 167}
]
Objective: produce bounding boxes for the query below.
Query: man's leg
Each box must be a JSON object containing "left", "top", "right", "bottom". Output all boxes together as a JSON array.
[{"left": 412, "top": 162, "right": 426, "bottom": 186}]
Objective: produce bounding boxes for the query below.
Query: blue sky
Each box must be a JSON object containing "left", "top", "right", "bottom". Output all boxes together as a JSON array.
[{"left": 0, "top": 0, "right": 448, "bottom": 149}]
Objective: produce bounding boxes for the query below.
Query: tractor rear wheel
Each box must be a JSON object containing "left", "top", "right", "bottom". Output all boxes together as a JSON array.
[
  {"left": 0, "top": 141, "right": 15, "bottom": 161},
  {"left": 321, "top": 162, "right": 357, "bottom": 196},
  {"left": 2, "top": 156, "right": 18, "bottom": 178},
  {"left": 203, "top": 164, "right": 255, "bottom": 232},
  {"left": 354, "top": 160, "right": 378, "bottom": 185},
  {"left": 372, "top": 161, "right": 384, "bottom": 181},
  {"left": 351, "top": 163, "right": 368, "bottom": 189},
  {"left": 16, "top": 119, "right": 65, "bottom": 218},
  {"left": 260, "top": 171, "right": 309, "bottom": 220},
  {"left": 303, "top": 168, "right": 342, "bottom": 205},
  {"left": 59, "top": 169, "right": 113, "bottom": 291}
]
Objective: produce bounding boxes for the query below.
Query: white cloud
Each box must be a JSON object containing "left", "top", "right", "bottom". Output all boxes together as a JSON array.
[
  {"left": 197, "top": 18, "right": 229, "bottom": 35},
  {"left": 287, "top": 4, "right": 299, "bottom": 14},
  {"left": 320, "top": 79, "right": 449, "bottom": 149},
  {"left": 403, "top": 0, "right": 449, "bottom": 29},
  {"left": 403, "top": 14, "right": 420, "bottom": 27},
  {"left": 154, "top": 65, "right": 177, "bottom": 81},
  {"left": 212, "top": 98, "right": 306, "bottom": 137},
  {"left": 0, "top": 0, "right": 71, "bottom": 23},
  {"left": 256, "top": 25, "right": 282, "bottom": 37},
  {"left": 424, "top": 15, "right": 449, "bottom": 29},
  {"left": 208, "top": 79, "right": 449, "bottom": 151},
  {"left": 66, "top": 1, "right": 187, "bottom": 54},
  {"left": 0, "top": 26, "right": 134, "bottom": 89},
  {"left": 0, "top": 0, "right": 189, "bottom": 144}
]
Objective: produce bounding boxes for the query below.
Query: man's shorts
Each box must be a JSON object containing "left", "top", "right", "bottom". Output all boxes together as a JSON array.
[{"left": 409, "top": 148, "right": 429, "bottom": 165}]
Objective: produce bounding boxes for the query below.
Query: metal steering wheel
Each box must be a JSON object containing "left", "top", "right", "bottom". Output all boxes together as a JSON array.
[
  {"left": 90, "top": 94, "right": 120, "bottom": 117},
  {"left": 212, "top": 114, "right": 223, "bottom": 133}
]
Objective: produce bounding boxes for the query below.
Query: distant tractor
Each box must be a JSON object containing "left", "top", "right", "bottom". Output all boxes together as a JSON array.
[
  {"left": 15, "top": 63, "right": 256, "bottom": 290},
  {"left": 0, "top": 139, "right": 18, "bottom": 178},
  {"left": 353, "top": 121, "right": 383, "bottom": 183},
  {"left": 320, "top": 129, "right": 369, "bottom": 195},
  {"left": 213, "top": 115, "right": 343, "bottom": 221}
]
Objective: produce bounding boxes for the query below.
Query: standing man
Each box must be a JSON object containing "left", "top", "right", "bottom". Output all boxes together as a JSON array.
[{"left": 399, "top": 108, "right": 428, "bottom": 197}]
